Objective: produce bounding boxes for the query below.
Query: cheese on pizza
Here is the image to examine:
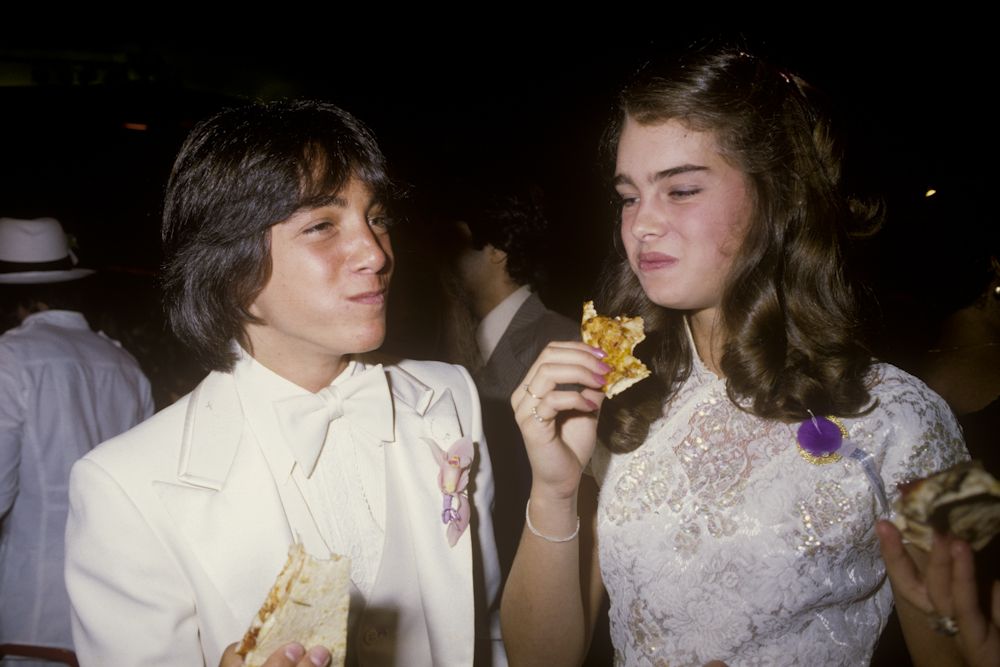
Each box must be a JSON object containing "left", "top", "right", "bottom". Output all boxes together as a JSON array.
[{"left": 581, "top": 300, "right": 651, "bottom": 398}]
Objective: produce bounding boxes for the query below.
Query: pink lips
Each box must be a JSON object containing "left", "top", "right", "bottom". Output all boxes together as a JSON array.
[
  {"left": 637, "top": 252, "right": 677, "bottom": 271},
  {"left": 348, "top": 289, "right": 387, "bottom": 305}
]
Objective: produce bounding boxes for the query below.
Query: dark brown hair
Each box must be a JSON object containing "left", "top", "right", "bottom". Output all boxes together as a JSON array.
[
  {"left": 161, "top": 99, "right": 391, "bottom": 372},
  {"left": 597, "top": 46, "right": 876, "bottom": 453}
]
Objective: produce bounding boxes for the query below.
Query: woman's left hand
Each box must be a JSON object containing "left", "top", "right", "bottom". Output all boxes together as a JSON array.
[{"left": 877, "top": 520, "right": 999, "bottom": 667}]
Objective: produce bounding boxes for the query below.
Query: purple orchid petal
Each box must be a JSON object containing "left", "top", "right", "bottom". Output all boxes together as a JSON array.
[
  {"left": 445, "top": 437, "right": 474, "bottom": 467},
  {"left": 437, "top": 437, "right": 474, "bottom": 494},
  {"left": 440, "top": 457, "right": 464, "bottom": 493},
  {"left": 446, "top": 494, "right": 471, "bottom": 547},
  {"left": 429, "top": 437, "right": 476, "bottom": 546},
  {"left": 424, "top": 438, "right": 447, "bottom": 466}
]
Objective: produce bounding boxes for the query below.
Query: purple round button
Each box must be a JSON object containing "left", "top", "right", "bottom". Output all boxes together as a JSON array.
[{"left": 796, "top": 416, "right": 843, "bottom": 457}]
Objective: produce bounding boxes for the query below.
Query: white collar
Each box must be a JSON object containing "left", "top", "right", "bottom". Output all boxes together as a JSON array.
[
  {"left": 174, "top": 353, "right": 437, "bottom": 490},
  {"left": 20, "top": 309, "right": 89, "bottom": 330},
  {"left": 232, "top": 347, "right": 361, "bottom": 482},
  {"left": 476, "top": 285, "right": 532, "bottom": 364}
]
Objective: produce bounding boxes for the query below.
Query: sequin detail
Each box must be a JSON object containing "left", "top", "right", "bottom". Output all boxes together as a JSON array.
[{"left": 591, "top": 361, "right": 968, "bottom": 666}]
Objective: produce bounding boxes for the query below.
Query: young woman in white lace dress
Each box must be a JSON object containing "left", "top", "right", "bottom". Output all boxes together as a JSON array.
[{"left": 501, "top": 46, "right": 973, "bottom": 666}]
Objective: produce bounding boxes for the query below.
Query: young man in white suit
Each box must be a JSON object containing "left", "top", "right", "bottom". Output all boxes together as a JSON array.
[{"left": 64, "top": 101, "right": 504, "bottom": 667}]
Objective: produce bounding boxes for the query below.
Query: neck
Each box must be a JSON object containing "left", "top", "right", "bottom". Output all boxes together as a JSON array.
[
  {"left": 17, "top": 300, "right": 49, "bottom": 322},
  {"left": 242, "top": 333, "right": 350, "bottom": 393},
  {"left": 472, "top": 278, "right": 521, "bottom": 320},
  {"left": 687, "top": 308, "right": 726, "bottom": 377}
]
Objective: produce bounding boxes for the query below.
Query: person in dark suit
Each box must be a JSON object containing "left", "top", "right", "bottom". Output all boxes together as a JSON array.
[{"left": 450, "top": 189, "right": 578, "bottom": 581}]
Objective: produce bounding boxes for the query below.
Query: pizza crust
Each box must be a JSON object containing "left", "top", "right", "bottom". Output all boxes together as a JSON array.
[
  {"left": 892, "top": 461, "right": 1000, "bottom": 551},
  {"left": 581, "top": 300, "right": 651, "bottom": 398}
]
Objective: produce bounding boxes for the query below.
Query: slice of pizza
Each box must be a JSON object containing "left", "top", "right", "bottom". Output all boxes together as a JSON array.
[
  {"left": 892, "top": 461, "right": 1000, "bottom": 551},
  {"left": 581, "top": 300, "right": 651, "bottom": 398},
  {"left": 237, "top": 543, "right": 351, "bottom": 667}
]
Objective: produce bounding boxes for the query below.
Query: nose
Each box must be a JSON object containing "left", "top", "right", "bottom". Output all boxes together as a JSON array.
[
  {"left": 349, "top": 221, "right": 392, "bottom": 275},
  {"left": 627, "top": 196, "right": 668, "bottom": 241}
]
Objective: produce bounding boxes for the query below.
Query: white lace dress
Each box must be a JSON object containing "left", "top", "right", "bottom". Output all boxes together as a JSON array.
[{"left": 590, "top": 360, "right": 967, "bottom": 666}]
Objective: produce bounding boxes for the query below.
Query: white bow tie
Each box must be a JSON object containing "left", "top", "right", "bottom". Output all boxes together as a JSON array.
[{"left": 273, "top": 364, "right": 394, "bottom": 477}]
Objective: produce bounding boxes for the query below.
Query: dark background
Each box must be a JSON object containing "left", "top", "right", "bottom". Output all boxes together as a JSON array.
[
  {"left": 0, "top": 25, "right": 993, "bottom": 381},
  {"left": 1, "top": 26, "right": 992, "bottom": 665}
]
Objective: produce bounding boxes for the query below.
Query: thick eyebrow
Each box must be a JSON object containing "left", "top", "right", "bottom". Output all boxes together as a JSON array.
[
  {"left": 613, "top": 164, "right": 709, "bottom": 187},
  {"left": 307, "top": 193, "right": 349, "bottom": 208}
]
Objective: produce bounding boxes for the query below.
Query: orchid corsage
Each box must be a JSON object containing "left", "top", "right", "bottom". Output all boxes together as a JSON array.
[{"left": 427, "top": 436, "right": 473, "bottom": 547}]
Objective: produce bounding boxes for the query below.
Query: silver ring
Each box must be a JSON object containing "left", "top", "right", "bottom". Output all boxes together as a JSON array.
[
  {"left": 524, "top": 383, "right": 541, "bottom": 400},
  {"left": 930, "top": 612, "right": 959, "bottom": 636},
  {"left": 530, "top": 405, "right": 551, "bottom": 423}
]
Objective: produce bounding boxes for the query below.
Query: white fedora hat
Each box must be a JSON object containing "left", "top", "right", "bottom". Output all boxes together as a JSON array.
[{"left": 0, "top": 217, "right": 95, "bottom": 284}]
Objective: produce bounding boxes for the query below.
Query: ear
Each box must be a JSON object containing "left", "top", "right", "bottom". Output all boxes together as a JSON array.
[{"left": 486, "top": 244, "right": 507, "bottom": 266}]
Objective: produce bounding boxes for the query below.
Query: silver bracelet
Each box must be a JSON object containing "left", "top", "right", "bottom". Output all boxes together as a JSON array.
[{"left": 525, "top": 498, "right": 580, "bottom": 543}]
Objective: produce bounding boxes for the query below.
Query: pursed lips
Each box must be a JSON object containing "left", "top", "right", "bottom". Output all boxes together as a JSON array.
[
  {"left": 637, "top": 251, "right": 678, "bottom": 272},
  {"left": 347, "top": 287, "right": 388, "bottom": 305}
]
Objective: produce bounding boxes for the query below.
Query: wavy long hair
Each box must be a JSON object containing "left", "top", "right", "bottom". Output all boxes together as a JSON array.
[{"left": 597, "top": 46, "right": 877, "bottom": 453}]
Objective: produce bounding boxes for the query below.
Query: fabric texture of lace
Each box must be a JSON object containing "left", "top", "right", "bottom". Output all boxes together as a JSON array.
[{"left": 591, "top": 359, "right": 967, "bottom": 667}]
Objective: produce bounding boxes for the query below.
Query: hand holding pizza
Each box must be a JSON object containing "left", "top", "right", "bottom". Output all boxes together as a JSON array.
[
  {"left": 878, "top": 523, "right": 999, "bottom": 667},
  {"left": 511, "top": 302, "right": 650, "bottom": 503},
  {"left": 512, "top": 340, "right": 609, "bottom": 501},
  {"left": 877, "top": 463, "right": 1000, "bottom": 667}
]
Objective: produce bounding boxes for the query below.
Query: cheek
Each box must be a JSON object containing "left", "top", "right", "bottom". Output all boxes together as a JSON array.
[
  {"left": 380, "top": 233, "right": 395, "bottom": 272},
  {"left": 455, "top": 252, "right": 476, "bottom": 281},
  {"left": 716, "top": 220, "right": 748, "bottom": 268},
  {"left": 702, "top": 200, "right": 750, "bottom": 265},
  {"left": 619, "top": 222, "right": 638, "bottom": 260}
]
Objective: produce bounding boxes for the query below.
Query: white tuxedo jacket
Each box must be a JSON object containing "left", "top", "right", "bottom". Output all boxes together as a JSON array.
[{"left": 65, "top": 357, "right": 504, "bottom": 666}]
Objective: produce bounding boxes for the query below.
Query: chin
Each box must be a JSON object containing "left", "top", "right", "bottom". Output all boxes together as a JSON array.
[
  {"left": 640, "top": 287, "right": 680, "bottom": 310},
  {"left": 352, "top": 326, "right": 387, "bottom": 354}
]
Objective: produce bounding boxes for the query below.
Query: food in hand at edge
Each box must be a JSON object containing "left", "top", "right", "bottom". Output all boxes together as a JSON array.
[
  {"left": 581, "top": 300, "right": 651, "bottom": 398},
  {"left": 237, "top": 543, "right": 350, "bottom": 667},
  {"left": 892, "top": 461, "right": 1000, "bottom": 551}
]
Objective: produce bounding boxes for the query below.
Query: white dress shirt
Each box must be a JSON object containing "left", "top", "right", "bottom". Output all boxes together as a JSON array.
[
  {"left": 476, "top": 285, "right": 532, "bottom": 364},
  {"left": 232, "top": 353, "right": 386, "bottom": 627},
  {"left": 0, "top": 310, "right": 153, "bottom": 653}
]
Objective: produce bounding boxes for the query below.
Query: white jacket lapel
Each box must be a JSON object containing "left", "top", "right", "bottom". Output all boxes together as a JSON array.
[
  {"left": 385, "top": 381, "right": 476, "bottom": 665},
  {"left": 154, "top": 372, "right": 298, "bottom": 630}
]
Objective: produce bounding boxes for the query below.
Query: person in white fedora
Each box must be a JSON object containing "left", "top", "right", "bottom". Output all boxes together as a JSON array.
[
  {"left": 0, "top": 216, "right": 154, "bottom": 666},
  {"left": 64, "top": 100, "right": 506, "bottom": 667},
  {"left": 0, "top": 217, "right": 94, "bottom": 286}
]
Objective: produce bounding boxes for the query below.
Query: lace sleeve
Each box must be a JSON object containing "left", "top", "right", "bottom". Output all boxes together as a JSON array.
[{"left": 873, "top": 366, "right": 969, "bottom": 505}]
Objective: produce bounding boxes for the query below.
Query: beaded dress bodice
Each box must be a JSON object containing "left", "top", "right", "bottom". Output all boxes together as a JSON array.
[{"left": 591, "top": 359, "right": 966, "bottom": 667}]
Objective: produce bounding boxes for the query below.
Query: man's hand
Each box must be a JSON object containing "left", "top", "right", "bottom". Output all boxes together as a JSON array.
[{"left": 218, "top": 642, "right": 332, "bottom": 667}]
